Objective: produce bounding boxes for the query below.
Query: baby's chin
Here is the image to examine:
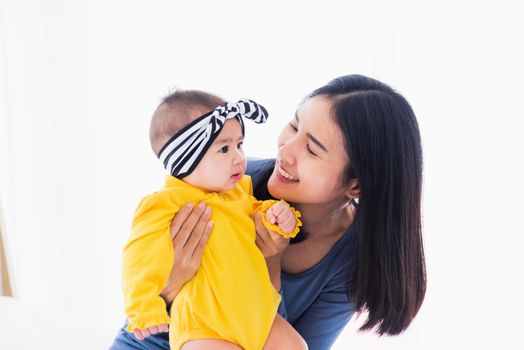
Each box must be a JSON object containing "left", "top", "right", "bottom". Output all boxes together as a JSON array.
[
  {"left": 210, "top": 182, "right": 237, "bottom": 193},
  {"left": 223, "top": 182, "right": 239, "bottom": 191}
]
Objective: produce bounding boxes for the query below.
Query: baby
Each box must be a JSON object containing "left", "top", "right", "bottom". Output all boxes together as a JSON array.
[{"left": 121, "top": 90, "right": 306, "bottom": 350}]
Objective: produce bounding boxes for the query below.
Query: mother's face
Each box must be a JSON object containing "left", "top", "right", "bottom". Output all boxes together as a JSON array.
[{"left": 267, "top": 96, "right": 350, "bottom": 206}]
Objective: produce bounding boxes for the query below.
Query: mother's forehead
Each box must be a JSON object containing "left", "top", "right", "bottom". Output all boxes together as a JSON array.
[
  {"left": 296, "top": 98, "right": 339, "bottom": 129},
  {"left": 295, "top": 97, "right": 347, "bottom": 154},
  {"left": 297, "top": 95, "right": 334, "bottom": 117}
]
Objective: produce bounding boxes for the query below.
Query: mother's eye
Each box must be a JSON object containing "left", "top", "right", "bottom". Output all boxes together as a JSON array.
[{"left": 306, "top": 144, "right": 317, "bottom": 157}]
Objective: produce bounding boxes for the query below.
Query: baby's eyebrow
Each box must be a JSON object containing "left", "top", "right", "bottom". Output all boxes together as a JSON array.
[{"left": 216, "top": 136, "right": 244, "bottom": 144}]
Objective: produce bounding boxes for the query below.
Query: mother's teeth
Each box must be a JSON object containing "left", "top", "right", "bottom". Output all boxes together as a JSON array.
[{"left": 278, "top": 166, "right": 298, "bottom": 181}]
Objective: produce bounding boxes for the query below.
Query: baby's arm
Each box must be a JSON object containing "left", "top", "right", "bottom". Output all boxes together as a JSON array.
[
  {"left": 122, "top": 191, "right": 178, "bottom": 337},
  {"left": 129, "top": 201, "right": 214, "bottom": 341},
  {"left": 265, "top": 201, "right": 297, "bottom": 234}
]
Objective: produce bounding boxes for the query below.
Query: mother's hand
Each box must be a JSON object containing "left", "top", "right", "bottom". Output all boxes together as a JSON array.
[
  {"left": 160, "top": 202, "right": 214, "bottom": 306},
  {"left": 253, "top": 211, "right": 290, "bottom": 291},
  {"left": 253, "top": 211, "right": 290, "bottom": 258}
]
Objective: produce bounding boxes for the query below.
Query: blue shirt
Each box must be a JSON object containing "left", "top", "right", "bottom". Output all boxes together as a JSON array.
[
  {"left": 247, "top": 159, "right": 356, "bottom": 349},
  {"left": 110, "top": 159, "right": 356, "bottom": 350}
]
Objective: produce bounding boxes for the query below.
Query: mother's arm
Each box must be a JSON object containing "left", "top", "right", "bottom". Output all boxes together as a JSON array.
[
  {"left": 252, "top": 211, "right": 290, "bottom": 291},
  {"left": 253, "top": 212, "right": 354, "bottom": 349}
]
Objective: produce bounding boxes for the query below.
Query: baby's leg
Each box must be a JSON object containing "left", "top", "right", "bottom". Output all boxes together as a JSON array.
[
  {"left": 263, "top": 314, "right": 308, "bottom": 350},
  {"left": 181, "top": 338, "right": 243, "bottom": 350}
]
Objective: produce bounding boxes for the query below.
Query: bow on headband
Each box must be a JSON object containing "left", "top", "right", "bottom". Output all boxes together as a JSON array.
[{"left": 158, "top": 99, "right": 268, "bottom": 178}]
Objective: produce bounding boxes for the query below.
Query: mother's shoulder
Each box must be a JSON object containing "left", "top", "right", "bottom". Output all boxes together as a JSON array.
[
  {"left": 246, "top": 158, "right": 275, "bottom": 175},
  {"left": 246, "top": 158, "right": 275, "bottom": 201}
]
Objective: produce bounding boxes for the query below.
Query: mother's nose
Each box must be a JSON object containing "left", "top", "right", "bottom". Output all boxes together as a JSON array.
[{"left": 278, "top": 135, "right": 298, "bottom": 166}]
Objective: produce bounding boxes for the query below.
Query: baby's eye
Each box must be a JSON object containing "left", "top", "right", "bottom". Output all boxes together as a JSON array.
[
  {"left": 289, "top": 122, "right": 298, "bottom": 132},
  {"left": 237, "top": 142, "right": 243, "bottom": 150},
  {"left": 219, "top": 145, "right": 229, "bottom": 153}
]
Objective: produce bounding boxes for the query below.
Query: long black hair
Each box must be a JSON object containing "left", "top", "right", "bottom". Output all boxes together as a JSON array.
[{"left": 309, "top": 74, "right": 426, "bottom": 335}]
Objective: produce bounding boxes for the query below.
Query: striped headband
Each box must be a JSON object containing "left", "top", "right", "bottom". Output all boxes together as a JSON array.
[{"left": 157, "top": 99, "right": 268, "bottom": 178}]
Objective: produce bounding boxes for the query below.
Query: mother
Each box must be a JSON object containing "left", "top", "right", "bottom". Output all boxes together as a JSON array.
[{"left": 110, "top": 74, "right": 426, "bottom": 349}]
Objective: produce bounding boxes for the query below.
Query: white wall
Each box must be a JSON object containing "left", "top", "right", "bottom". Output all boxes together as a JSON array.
[{"left": 1, "top": 0, "right": 522, "bottom": 349}]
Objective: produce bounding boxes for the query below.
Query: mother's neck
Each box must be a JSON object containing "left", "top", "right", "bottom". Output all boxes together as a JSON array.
[{"left": 292, "top": 199, "right": 355, "bottom": 239}]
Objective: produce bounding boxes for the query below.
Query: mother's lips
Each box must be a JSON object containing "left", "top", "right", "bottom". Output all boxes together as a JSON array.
[{"left": 277, "top": 164, "right": 299, "bottom": 181}]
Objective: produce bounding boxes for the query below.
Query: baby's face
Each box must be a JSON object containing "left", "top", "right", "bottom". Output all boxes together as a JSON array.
[{"left": 183, "top": 118, "right": 246, "bottom": 192}]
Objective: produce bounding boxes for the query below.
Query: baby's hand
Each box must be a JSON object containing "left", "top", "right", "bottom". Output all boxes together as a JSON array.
[
  {"left": 265, "top": 201, "right": 296, "bottom": 234},
  {"left": 133, "top": 324, "right": 169, "bottom": 341}
]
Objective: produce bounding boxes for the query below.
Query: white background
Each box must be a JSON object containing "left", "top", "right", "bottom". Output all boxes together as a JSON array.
[{"left": 1, "top": 0, "right": 523, "bottom": 349}]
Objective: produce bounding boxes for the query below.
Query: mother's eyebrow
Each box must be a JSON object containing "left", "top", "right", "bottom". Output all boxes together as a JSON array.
[{"left": 295, "top": 111, "right": 328, "bottom": 153}]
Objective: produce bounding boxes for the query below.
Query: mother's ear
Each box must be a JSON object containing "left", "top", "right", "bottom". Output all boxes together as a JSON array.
[{"left": 345, "top": 178, "right": 360, "bottom": 200}]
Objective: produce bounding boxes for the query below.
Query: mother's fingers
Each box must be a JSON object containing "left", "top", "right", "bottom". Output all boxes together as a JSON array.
[
  {"left": 133, "top": 329, "right": 144, "bottom": 341},
  {"left": 169, "top": 203, "right": 194, "bottom": 240},
  {"left": 157, "top": 324, "right": 169, "bottom": 333},
  {"left": 253, "top": 211, "right": 269, "bottom": 245},
  {"left": 184, "top": 206, "right": 212, "bottom": 253},
  {"left": 170, "top": 202, "right": 207, "bottom": 249},
  {"left": 141, "top": 328, "right": 151, "bottom": 338},
  {"left": 148, "top": 326, "right": 159, "bottom": 335},
  {"left": 193, "top": 220, "right": 214, "bottom": 258}
]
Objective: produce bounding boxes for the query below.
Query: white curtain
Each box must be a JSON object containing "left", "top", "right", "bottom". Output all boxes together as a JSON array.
[{"left": 1, "top": 1, "right": 523, "bottom": 349}]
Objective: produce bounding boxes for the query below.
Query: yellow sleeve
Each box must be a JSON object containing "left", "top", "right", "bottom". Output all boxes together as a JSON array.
[
  {"left": 254, "top": 199, "right": 302, "bottom": 239},
  {"left": 239, "top": 175, "right": 301, "bottom": 237},
  {"left": 122, "top": 190, "right": 177, "bottom": 332}
]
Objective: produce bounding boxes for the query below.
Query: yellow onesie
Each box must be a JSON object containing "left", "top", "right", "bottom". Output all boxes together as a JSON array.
[{"left": 122, "top": 175, "right": 301, "bottom": 350}]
